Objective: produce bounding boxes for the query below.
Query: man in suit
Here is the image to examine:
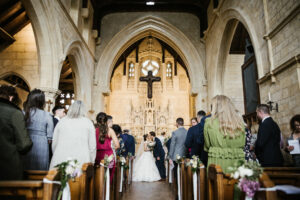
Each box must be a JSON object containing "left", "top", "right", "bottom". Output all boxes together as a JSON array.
[
  {"left": 255, "top": 104, "right": 283, "bottom": 167},
  {"left": 169, "top": 118, "right": 188, "bottom": 182},
  {"left": 52, "top": 105, "right": 65, "bottom": 128},
  {"left": 150, "top": 131, "right": 166, "bottom": 180},
  {"left": 123, "top": 129, "right": 135, "bottom": 157},
  {"left": 185, "top": 110, "right": 206, "bottom": 158}
]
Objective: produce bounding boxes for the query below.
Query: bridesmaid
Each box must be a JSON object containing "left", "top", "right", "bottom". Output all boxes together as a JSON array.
[
  {"left": 95, "top": 112, "right": 120, "bottom": 182},
  {"left": 23, "top": 89, "right": 54, "bottom": 170}
]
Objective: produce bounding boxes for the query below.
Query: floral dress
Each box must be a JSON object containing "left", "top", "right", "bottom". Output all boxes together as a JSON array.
[{"left": 244, "top": 129, "right": 254, "bottom": 161}]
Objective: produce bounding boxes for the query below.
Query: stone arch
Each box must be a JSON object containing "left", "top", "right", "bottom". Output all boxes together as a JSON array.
[
  {"left": 209, "top": 8, "right": 265, "bottom": 96},
  {"left": 60, "top": 40, "right": 92, "bottom": 108},
  {"left": 0, "top": 71, "right": 31, "bottom": 91},
  {"left": 22, "top": 0, "right": 63, "bottom": 88},
  {"left": 95, "top": 16, "right": 206, "bottom": 95}
]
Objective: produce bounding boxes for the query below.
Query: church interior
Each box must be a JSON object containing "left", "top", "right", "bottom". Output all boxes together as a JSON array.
[{"left": 0, "top": 0, "right": 300, "bottom": 199}]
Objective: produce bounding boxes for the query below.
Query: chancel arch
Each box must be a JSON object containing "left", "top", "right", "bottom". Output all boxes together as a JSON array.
[
  {"left": 106, "top": 36, "right": 193, "bottom": 139},
  {"left": 94, "top": 16, "right": 207, "bottom": 114}
]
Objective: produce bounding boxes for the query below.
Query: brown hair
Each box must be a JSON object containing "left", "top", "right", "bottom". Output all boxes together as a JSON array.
[{"left": 96, "top": 112, "right": 108, "bottom": 144}]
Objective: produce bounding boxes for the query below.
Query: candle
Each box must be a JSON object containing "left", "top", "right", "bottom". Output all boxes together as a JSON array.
[{"left": 268, "top": 92, "right": 271, "bottom": 101}]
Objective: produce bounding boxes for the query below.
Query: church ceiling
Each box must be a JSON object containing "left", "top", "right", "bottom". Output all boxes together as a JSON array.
[
  {"left": 91, "top": 0, "right": 212, "bottom": 38},
  {"left": 0, "top": 0, "right": 30, "bottom": 50}
]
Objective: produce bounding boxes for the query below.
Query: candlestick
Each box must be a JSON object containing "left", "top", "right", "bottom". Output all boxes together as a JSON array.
[{"left": 268, "top": 92, "right": 271, "bottom": 101}]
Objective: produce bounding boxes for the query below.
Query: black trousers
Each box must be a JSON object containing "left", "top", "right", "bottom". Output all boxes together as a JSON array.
[{"left": 156, "top": 157, "right": 166, "bottom": 179}]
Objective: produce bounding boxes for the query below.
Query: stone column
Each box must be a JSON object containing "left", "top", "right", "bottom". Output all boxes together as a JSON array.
[
  {"left": 38, "top": 87, "right": 61, "bottom": 113},
  {"left": 193, "top": 82, "right": 208, "bottom": 113}
]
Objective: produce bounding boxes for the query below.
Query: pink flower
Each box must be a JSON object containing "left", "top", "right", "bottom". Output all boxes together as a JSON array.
[{"left": 238, "top": 178, "right": 260, "bottom": 198}]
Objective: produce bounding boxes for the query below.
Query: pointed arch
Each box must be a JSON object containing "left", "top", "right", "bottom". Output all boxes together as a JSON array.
[{"left": 95, "top": 16, "right": 206, "bottom": 95}]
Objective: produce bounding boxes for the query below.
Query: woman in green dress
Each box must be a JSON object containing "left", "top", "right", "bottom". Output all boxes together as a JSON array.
[{"left": 204, "top": 95, "right": 246, "bottom": 174}]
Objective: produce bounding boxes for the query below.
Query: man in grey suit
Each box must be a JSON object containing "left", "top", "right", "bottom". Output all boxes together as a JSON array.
[{"left": 169, "top": 117, "right": 187, "bottom": 188}]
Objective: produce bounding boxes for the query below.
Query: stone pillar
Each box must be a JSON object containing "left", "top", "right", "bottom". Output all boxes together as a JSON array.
[
  {"left": 38, "top": 87, "right": 61, "bottom": 113},
  {"left": 193, "top": 83, "right": 208, "bottom": 113}
]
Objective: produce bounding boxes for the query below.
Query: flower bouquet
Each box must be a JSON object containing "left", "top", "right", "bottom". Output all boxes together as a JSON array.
[
  {"left": 55, "top": 158, "right": 82, "bottom": 200},
  {"left": 103, "top": 154, "right": 114, "bottom": 168},
  {"left": 228, "top": 160, "right": 263, "bottom": 200},
  {"left": 176, "top": 154, "right": 183, "bottom": 164},
  {"left": 187, "top": 155, "right": 202, "bottom": 172},
  {"left": 147, "top": 141, "right": 156, "bottom": 151}
]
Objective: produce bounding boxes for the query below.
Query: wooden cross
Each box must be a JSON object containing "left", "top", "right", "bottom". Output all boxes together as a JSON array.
[
  {"left": 139, "top": 71, "right": 161, "bottom": 99},
  {"left": 46, "top": 99, "right": 53, "bottom": 112}
]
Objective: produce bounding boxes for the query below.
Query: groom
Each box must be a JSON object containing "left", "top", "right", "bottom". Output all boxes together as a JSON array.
[{"left": 150, "top": 131, "right": 166, "bottom": 180}]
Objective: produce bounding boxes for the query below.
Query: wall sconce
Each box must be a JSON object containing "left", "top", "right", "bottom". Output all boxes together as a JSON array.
[{"left": 267, "top": 100, "right": 278, "bottom": 112}]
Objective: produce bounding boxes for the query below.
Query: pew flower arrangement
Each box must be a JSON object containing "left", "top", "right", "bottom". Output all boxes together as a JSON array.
[
  {"left": 228, "top": 160, "right": 263, "bottom": 200},
  {"left": 176, "top": 154, "right": 183, "bottom": 164},
  {"left": 55, "top": 158, "right": 82, "bottom": 200},
  {"left": 187, "top": 155, "right": 201, "bottom": 172},
  {"left": 103, "top": 154, "right": 114, "bottom": 168},
  {"left": 127, "top": 152, "right": 135, "bottom": 161},
  {"left": 119, "top": 156, "right": 129, "bottom": 169}
]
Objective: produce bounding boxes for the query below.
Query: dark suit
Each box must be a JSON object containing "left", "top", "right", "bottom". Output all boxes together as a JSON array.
[
  {"left": 123, "top": 134, "right": 135, "bottom": 156},
  {"left": 185, "top": 123, "right": 203, "bottom": 158},
  {"left": 255, "top": 117, "right": 283, "bottom": 167},
  {"left": 52, "top": 116, "right": 59, "bottom": 128},
  {"left": 153, "top": 137, "right": 166, "bottom": 179}
]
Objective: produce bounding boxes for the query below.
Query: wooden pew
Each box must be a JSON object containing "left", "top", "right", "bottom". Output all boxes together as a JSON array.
[
  {"left": 24, "top": 170, "right": 48, "bottom": 180},
  {"left": 112, "top": 158, "right": 121, "bottom": 200},
  {"left": 69, "top": 162, "right": 94, "bottom": 200},
  {"left": 0, "top": 169, "right": 61, "bottom": 200},
  {"left": 208, "top": 164, "right": 277, "bottom": 200},
  {"left": 198, "top": 164, "right": 206, "bottom": 200},
  {"left": 94, "top": 161, "right": 106, "bottom": 200},
  {"left": 264, "top": 167, "right": 300, "bottom": 187}
]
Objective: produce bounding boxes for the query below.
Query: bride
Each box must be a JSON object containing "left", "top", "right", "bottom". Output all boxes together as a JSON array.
[{"left": 132, "top": 134, "right": 161, "bottom": 182}]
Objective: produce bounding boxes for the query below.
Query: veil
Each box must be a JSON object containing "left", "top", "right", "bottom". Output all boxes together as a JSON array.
[{"left": 136, "top": 140, "right": 145, "bottom": 159}]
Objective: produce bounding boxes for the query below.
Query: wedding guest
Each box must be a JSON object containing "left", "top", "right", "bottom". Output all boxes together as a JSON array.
[
  {"left": 52, "top": 105, "right": 65, "bottom": 128},
  {"left": 0, "top": 85, "right": 32, "bottom": 180},
  {"left": 112, "top": 124, "right": 126, "bottom": 156},
  {"left": 23, "top": 89, "right": 54, "bottom": 170},
  {"left": 123, "top": 129, "right": 136, "bottom": 157},
  {"left": 158, "top": 132, "right": 166, "bottom": 146},
  {"left": 255, "top": 104, "right": 283, "bottom": 167},
  {"left": 204, "top": 95, "right": 245, "bottom": 173},
  {"left": 244, "top": 126, "right": 254, "bottom": 161},
  {"left": 50, "top": 101, "right": 96, "bottom": 168},
  {"left": 169, "top": 118, "right": 187, "bottom": 181},
  {"left": 191, "top": 117, "right": 198, "bottom": 126},
  {"left": 107, "top": 115, "right": 113, "bottom": 128},
  {"left": 150, "top": 131, "right": 166, "bottom": 180},
  {"left": 95, "top": 112, "right": 119, "bottom": 183},
  {"left": 185, "top": 110, "right": 206, "bottom": 159},
  {"left": 285, "top": 114, "right": 300, "bottom": 167}
]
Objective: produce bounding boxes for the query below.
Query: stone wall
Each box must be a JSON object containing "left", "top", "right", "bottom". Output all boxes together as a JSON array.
[
  {"left": 0, "top": 24, "right": 39, "bottom": 89},
  {"left": 223, "top": 54, "right": 245, "bottom": 114}
]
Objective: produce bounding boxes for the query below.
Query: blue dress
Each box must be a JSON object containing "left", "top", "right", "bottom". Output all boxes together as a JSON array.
[{"left": 23, "top": 108, "right": 54, "bottom": 170}]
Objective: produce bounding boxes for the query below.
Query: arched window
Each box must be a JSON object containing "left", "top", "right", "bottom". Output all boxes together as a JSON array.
[
  {"left": 166, "top": 62, "right": 172, "bottom": 78},
  {"left": 129, "top": 62, "right": 135, "bottom": 77},
  {"left": 141, "top": 60, "right": 159, "bottom": 76}
]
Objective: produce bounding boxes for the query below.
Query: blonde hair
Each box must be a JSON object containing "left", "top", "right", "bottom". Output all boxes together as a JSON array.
[
  {"left": 210, "top": 95, "right": 245, "bottom": 138},
  {"left": 67, "top": 100, "right": 86, "bottom": 118}
]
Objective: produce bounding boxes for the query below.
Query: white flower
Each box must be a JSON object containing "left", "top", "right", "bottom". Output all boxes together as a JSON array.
[
  {"left": 232, "top": 171, "right": 240, "bottom": 179},
  {"left": 66, "top": 165, "right": 74, "bottom": 175},
  {"left": 107, "top": 155, "right": 114, "bottom": 163},
  {"left": 238, "top": 166, "right": 253, "bottom": 178},
  {"left": 120, "top": 157, "right": 126, "bottom": 163},
  {"left": 192, "top": 163, "right": 197, "bottom": 168},
  {"left": 69, "top": 160, "right": 76, "bottom": 167},
  {"left": 176, "top": 155, "right": 181, "bottom": 160}
]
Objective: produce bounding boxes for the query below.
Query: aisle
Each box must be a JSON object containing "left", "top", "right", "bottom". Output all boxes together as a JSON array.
[{"left": 122, "top": 181, "right": 175, "bottom": 200}]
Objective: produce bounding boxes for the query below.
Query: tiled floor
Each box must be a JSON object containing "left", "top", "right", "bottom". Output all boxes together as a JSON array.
[{"left": 121, "top": 181, "right": 175, "bottom": 200}]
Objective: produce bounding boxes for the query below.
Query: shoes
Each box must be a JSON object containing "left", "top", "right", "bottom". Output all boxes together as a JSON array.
[{"left": 159, "top": 178, "right": 166, "bottom": 181}]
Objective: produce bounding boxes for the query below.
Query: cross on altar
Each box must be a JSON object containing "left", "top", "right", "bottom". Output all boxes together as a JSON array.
[
  {"left": 46, "top": 99, "right": 53, "bottom": 112},
  {"left": 139, "top": 71, "right": 161, "bottom": 99}
]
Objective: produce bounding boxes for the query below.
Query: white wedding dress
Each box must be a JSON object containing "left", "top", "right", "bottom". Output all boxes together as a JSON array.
[{"left": 132, "top": 141, "right": 161, "bottom": 182}]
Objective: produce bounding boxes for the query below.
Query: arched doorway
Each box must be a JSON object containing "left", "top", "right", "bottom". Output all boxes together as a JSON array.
[
  {"left": 0, "top": 73, "right": 30, "bottom": 108},
  {"left": 106, "top": 35, "right": 193, "bottom": 139},
  {"left": 55, "top": 56, "right": 75, "bottom": 111},
  {"left": 219, "top": 19, "right": 260, "bottom": 129}
]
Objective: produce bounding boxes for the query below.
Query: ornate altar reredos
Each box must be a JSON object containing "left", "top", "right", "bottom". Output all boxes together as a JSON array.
[{"left": 105, "top": 35, "right": 193, "bottom": 142}]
